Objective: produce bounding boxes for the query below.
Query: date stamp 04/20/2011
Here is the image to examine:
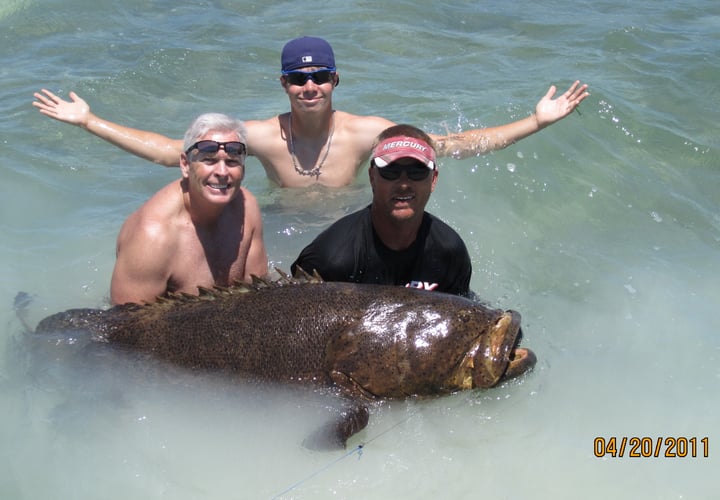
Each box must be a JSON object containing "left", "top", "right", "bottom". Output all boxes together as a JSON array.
[{"left": 594, "top": 436, "right": 709, "bottom": 459}]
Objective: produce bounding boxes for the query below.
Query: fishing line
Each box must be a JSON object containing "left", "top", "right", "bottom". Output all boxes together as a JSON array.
[
  {"left": 272, "top": 387, "right": 515, "bottom": 498},
  {"left": 270, "top": 404, "right": 420, "bottom": 499}
]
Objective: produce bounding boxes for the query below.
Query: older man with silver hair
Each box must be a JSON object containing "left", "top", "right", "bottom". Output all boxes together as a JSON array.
[{"left": 110, "top": 113, "right": 267, "bottom": 305}]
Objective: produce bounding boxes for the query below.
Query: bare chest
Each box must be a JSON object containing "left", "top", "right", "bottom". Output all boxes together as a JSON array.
[
  {"left": 169, "top": 221, "right": 249, "bottom": 293},
  {"left": 260, "top": 134, "right": 366, "bottom": 188}
]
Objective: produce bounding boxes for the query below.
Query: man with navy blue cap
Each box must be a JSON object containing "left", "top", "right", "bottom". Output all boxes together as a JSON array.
[
  {"left": 34, "top": 36, "right": 589, "bottom": 188},
  {"left": 281, "top": 36, "right": 337, "bottom": 74}
]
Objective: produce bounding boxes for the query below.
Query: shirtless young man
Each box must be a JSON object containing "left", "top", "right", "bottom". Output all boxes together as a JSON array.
[
  {"left": 33, "top": 36, "right": 589, "bottom": 188},
  {"left": 110, "top": 113, "right": 268, "bottom": 305}
]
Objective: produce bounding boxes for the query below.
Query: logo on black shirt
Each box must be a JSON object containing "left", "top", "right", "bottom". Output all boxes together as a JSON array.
[{"left": 406, "top": 281, "right": 439, "bottom": 291}]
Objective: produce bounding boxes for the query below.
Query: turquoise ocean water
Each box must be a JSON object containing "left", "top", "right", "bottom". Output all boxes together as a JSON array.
[{"left": 1, "top": 1, "right": 718, "bottom": 498}]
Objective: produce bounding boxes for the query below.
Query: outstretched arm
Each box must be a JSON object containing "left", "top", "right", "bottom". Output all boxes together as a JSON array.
[
  {"left": 431, "top": 80, "right": 589, "bottom": 159},
  {"left": 33, "top": 89, "right": 183, "bottom": 167}
]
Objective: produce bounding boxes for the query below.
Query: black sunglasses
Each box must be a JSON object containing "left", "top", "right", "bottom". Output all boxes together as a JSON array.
[
  {"left": 283, "top": 69, "right": 336, "bottom": 86},
  {"left": 185, "top": 140, "right": 246, "bottom": 156},
  {"left": 373, "top": 161, "right": 432, "bottom": 181}
]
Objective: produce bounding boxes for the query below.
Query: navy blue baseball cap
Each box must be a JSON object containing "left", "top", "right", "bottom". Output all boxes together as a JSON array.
[{"left": 281, "top": 36, "right": 336, "bottom": 72}]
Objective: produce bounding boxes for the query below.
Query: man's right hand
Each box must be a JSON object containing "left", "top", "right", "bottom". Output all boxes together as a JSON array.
[{"left": 33, "top": 89, "right": 90, "bottom": 127}]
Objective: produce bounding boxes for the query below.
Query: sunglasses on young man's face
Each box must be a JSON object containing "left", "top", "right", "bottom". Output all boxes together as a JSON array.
[
  {"left": 373, "top": 161, "right": 432, "bottom": 181},
  {"left": 185, "top": 140, "right": 247, "bottom": 157},
  {"left": 283, "top": 69, "right": 337, "bottom": 86}
]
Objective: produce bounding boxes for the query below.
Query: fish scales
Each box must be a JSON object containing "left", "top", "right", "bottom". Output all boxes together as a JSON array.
[{"left": 33, "top": 276, "right": 536, "bottom": 447}]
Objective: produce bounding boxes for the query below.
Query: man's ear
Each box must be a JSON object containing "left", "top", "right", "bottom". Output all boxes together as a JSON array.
[
  {"left": 180, "top": 153, "right": 191, "bottom": 178},
  {"left": 368, "top": 165, "right": 377, "bottom": 191}
]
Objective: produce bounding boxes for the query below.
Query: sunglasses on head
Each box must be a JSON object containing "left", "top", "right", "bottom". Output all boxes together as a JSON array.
[
  {"left": 373, "top": 161, "right": 432, "bottom": 181},
  {"left": 283, "top": 68, "right": 337, "bottom": 86},
  {"left": 185, "top": 140, "right": 246, "bottom": 157}
]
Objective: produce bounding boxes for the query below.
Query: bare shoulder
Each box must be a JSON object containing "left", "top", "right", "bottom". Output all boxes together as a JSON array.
[
  {"left": 117, "top": 180, "right": 184, "bottom": 247},
  {"left": 244, "top": 115, "right": 283, "bottom": 155},
  {"left": 239, "top": 186, "right": 260, "bottom": 208},
  {"left": 245, "top": 114, "right": 281, "bottom": 132},
  {"left": 338, "top": 111, "right": 394, "bottom": 135},
  {"left": 238, "top": 186, "right": 262, "bottom": 220},
  {"left": 334, "top": 111, "right": 395, "bottom": 151}
]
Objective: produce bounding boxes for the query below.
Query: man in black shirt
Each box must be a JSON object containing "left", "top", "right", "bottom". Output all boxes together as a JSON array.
[{"left": 292, "top": 124, "right": 471, "bottom": 295}]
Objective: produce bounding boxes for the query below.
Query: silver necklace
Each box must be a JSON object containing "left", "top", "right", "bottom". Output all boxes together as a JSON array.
[{"left": 288, "top": 112, "right": 335, "bottom": 180}]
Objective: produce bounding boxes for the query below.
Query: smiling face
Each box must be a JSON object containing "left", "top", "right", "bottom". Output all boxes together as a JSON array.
[
  {"left": 280, "top": 66, "right": 338, "bottom": 113},
  {"left": 369, "top": 156, "right": 438, "bottom": 225},
  {"left": 180, "top": 130, "right": 246, "bottom": 207}
]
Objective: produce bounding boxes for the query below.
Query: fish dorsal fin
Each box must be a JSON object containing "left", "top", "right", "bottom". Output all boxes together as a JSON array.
[
  {"left": 291, "top": 266, "right": 324, "bottom": 283},
  {"left": 126, "top": 268, "right": 322, "bottom": 313}
]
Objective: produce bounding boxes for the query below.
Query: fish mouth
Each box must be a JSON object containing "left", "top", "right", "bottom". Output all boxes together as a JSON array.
[
  {"left": 503, "top": 347, "right": 537, "bottom": 380},
  {"left": 472, "top": 310, "right": 535, "bottom": 388}
]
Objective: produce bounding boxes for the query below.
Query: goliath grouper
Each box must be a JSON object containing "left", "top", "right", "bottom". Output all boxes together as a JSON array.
[{"left": 34, "top": 271, "right": 536, "bottom": 449}]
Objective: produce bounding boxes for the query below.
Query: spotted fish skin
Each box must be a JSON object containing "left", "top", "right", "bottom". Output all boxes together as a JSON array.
[{"left": 35, "top": 273, "right": 536, "bottom": 447}]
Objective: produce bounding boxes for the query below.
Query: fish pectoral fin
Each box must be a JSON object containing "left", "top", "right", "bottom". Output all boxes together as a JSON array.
[
  {"left": 302, "top": 402, "right": 370, "bottom": 451},
  {"left": 329, "top": 370, "right": 378, "bottom": 400},
  {"left": 299, "top": 370, "right": 373, "bottom": 450}
]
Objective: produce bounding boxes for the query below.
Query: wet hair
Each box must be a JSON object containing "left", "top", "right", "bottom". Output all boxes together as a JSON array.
[
  {"left": 372, "top": 124, "right": 436, "bottom": 153},
  {"left": 182, "top": 113, "right": 248, "bottom": 153}
]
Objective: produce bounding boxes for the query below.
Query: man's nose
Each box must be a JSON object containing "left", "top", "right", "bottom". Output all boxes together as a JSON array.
[{"left": 213, "top": 157, "right": 231, "bottom": 175}]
